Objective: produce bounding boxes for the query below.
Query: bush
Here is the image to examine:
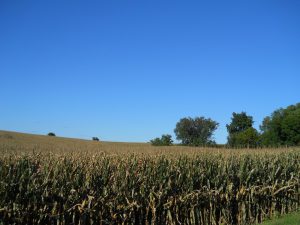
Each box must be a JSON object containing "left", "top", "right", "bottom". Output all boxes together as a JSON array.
[{"left": 47, "top": 132, "right": 56, "bottom": 137}]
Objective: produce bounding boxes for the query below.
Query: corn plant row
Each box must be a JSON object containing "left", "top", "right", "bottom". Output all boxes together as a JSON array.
[{"left": 0, "top": 151, "right": 299, "bottom": 225}]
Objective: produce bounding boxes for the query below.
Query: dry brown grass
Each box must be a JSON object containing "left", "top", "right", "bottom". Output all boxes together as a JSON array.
[{"left": 0, "top": 130, "right": 298, "bottom": 157}]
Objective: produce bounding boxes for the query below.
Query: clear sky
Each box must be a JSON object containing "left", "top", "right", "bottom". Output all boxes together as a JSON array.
[{"left": 1, "top": 1, "right": 299, "bottom": 143}]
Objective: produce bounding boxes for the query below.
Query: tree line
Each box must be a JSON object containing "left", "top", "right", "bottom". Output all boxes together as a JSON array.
[{"left": 150, "top": 103, "right": 300, "bottom": 148}]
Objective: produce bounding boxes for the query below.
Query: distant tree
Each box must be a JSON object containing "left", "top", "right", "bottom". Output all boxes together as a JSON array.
[
  {"left": 92, "top": 137, "right": 100, "bottom": 141},
  {"left": 150, "top": 137, "right": 162, "bottom": 146},
  {"left": 174, "top": 117, "right": 219, "bottom": 146},
  {"left": 160, "top": 134, "right": 173, "bottom": 146},
  {"left": 260, "top": 103, "right": 300, "bottom": 146},
  {"left": 226, "top": 112, "right": 259, "bottom": 147},
  {"left": 47, "top": 132, "right": 56, "bottom": 137},
  {"left": 150, "top": 134, "right": 173, "bottom": 146}
]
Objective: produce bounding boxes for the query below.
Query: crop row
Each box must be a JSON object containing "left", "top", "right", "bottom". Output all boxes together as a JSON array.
[{"left": 0, "top": 151, "right": 299, "bottom": 224}]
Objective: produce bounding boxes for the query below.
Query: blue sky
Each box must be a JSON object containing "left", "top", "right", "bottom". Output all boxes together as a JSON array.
[{"left": 0, "top": 1, "right": 299, "bottom": 143}]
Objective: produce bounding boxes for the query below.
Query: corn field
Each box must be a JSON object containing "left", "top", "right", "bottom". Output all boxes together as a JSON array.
[{"left": 0, "top": 132, "right": 300, "bottom": 224}]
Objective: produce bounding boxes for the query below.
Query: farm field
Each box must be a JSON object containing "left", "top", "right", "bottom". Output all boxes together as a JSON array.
[{"left": 0, "top": 130, "right": 299, "bottom": 225}]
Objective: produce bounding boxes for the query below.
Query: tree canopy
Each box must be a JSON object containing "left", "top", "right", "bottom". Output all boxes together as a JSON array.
[
  {"left": 260, "top": 103, "right": 300, "bottom": 146},
  {"left": 149, "top": 103, "right": 300, "bottom": 148},
  {"left": 92, "top": 137, "right": 100, "bottom": 141},
  {"left": 226, "top": 112, "right": 253, "bottom": 134},
  {"left": 47, "top": 132, "right": 56, "bottom": 137},
  {"left": 150, "top": 134, "right": 173, "bottom": 146},
  {"left": 174, "top": 117, "right": 218, "bottom": 146},
  {"left": 227, "top": 112, "right": 259, "bottom": 148}
]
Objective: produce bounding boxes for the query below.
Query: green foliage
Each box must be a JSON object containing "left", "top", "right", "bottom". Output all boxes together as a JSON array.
[
  {"left": 229, "top": 127, "right": 260, "bottom": 148},
  {"left": 47, "top": 132, "right": 56, "bottom": 137},
  {"left": 92, "top": 137, "right": 100, "bottom": 141},
  {"left": 226, "top": 112, "right": 260, "bottom": 148},
  {"left": 260, "top": 103, "right": 300, "bottom": 146},
  {"left": 150, "top": 134, "right": 173, "bottom": 146},
  {"left": 227, "top": 112, "right": 254, "bottom": 134},
  {"left": 174, "top": 117, "right": 219, "bottom": 146},
  {"left": 227, "top": 112, "right": 260, "bottom": 148}
]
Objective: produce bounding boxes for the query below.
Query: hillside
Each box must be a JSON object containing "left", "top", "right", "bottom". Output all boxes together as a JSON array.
[
  {"left": 0, "top": 130, "right": 216, "bottom": 155},
  {"left": 0, "top": 130, "right": 153, "bottom": 154}
]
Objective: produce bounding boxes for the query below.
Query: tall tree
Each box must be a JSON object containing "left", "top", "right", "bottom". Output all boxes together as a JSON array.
[
  {"left": 227, "top": 112, "right": 259, "bottom": 147},
  {"left": 226, "top": 112, "right": 253, "bottom": 134},
  {"left": 174, "top": 117, "right": 219, "bottom": 146}
]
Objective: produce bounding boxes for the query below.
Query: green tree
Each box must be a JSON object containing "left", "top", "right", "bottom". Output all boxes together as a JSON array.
[
  {"left": 260, "top": 103, "right": 300, "bottom": 146},
  {"left": 150, "top": 134, "right": 173, "bottom": 146},
  {"left": 92, "top": 137, "right": 100, "bottom": 141},
  {"left": 174, "top": 117, "right": 219, "bottom": 146},
  {"left": 47, "top": 132, "right": 56, "bottom": 137},
  {"left": 226, "top": 112, "right": 253, "bottom": 134},
  {"left": 160, "top": 134, "right": 173, "bottom": 146},
  {"left": 227, "top": 112, "right": 259, "bottom": 147}
]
